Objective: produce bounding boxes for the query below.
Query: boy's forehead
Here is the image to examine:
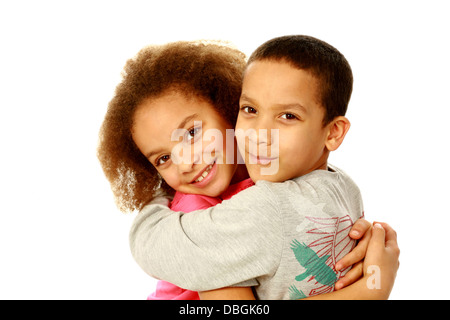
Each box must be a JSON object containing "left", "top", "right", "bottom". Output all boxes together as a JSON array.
[
  {"left": 251, "top": 57, "right": 315, "bottom": 71},
  {"left": 242, "top": 60, "right": 321, "bottom": 105},
  {"left": 244, "top": 59, "right": 318, "bottom": 85}
]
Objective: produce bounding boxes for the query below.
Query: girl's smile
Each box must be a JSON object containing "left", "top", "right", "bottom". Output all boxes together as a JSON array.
[{"left": 191, "top": 160, "right": 217, "bottom": 186}]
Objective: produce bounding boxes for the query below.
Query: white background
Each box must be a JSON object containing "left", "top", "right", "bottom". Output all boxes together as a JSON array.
[{"left": 1, "top": 0, "right": 449, "bottom": 299}]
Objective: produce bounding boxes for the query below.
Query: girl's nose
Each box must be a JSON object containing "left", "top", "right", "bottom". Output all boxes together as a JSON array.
[{"left": 177, "top": 150, "right": 201, "bottom": 174}]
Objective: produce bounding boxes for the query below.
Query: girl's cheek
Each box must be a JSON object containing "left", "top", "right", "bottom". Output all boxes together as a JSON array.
[
  {"left": 202, "top": 137, "right": 224, "bottom": 164},
  {"left": 159, "top": 170, "right": 180, "bottom": 190}
]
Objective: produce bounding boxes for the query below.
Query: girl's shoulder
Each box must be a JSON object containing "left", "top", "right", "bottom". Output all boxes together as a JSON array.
[
  {"left": 170, "top": 192, "right": 222, "bottom": 212},
  {"left": 220, "top": 178, "right": 255, "bottom": 200},
  {"left": 169, "top": 178, "right": 254, "bottom": 212}
]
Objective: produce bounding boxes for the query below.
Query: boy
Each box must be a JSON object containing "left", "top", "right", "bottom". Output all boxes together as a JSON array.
[{"left": 130, "top": 35, "right": 396, "bottom": 299}]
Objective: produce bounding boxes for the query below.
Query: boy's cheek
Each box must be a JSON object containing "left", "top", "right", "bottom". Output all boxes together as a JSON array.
[{"left": 235, "top": 133, "right": 247, "bottom": 157}]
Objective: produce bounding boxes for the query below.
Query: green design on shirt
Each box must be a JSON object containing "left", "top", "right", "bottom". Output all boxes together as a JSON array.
[{"left": 290, "top": 239, "right": 337, "bottom": 287}]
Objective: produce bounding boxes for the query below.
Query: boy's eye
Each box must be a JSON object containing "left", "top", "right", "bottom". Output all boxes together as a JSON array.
[
  {"left": 241, "top": 106, "right": 257, "bottom": 114},
  {"left": 280, "top": 113, "right": 298, "bottom": 120},
  {"left": 156, "top": 155, "right": 170, "bottom": 166}
]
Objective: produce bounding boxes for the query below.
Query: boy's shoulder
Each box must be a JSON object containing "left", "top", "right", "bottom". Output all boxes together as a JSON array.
[
  {"left": 254, "top": 165, "right": 360, "bottom": 198},
  {"left": 295, "top": 164, "right": 357, "bottom": 187},
  {"left": 228, "top": 165, "right": 360, "bottom": 208}
]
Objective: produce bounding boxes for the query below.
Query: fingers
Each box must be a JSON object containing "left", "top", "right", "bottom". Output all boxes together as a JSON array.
[
  {"left": 349, "top": 218, "right": 372, "bottom": 240},
  {"left": 375, "top": 222, "right": 399, "bottom": 248},
  {"left": 335, "top": 261, "right": 363, "bottom": 290},
  {"left": 368, "top": 222, "right": 387, "bottom": 253},
  {"left": 375, "top": 222, "right": 400, "bottom": 264},
  {"left": 335, "top": 225, "right": 372, "bottom": 271}
]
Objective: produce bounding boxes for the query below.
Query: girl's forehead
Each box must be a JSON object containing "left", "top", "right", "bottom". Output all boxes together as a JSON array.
[
  {"left": 135, "top": 92, "right": 214, "bottom": 126},
  {"left": 132, "top": 91, "right": 231, "bottom": 153}
]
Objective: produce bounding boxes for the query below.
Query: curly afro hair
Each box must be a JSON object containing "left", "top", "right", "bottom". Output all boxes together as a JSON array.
[{"left": 97, "top": 41, "right": 246, "bottom": 213}]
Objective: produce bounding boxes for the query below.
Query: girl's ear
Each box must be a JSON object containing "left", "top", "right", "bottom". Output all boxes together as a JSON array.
[{"left": 325, "top": 116, "right": 351, "bottom": 151}]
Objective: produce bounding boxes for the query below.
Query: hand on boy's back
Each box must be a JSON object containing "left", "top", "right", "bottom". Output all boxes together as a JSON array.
[
  {"left": 149, "top": 189, "right": 172, "bottom": 207},
  {"left": 334, "top": 218, "right": 372, "bottom": 290}
]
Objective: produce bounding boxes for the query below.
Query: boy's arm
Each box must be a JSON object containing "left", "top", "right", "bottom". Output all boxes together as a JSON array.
[{"left": 129, "top": 183, "right": 282, "bottom": 292}]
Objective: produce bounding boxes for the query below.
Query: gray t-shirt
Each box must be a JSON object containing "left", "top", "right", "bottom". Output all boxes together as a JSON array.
[{"left": 130, "top": 165, "right": 364, "bottom": 299}]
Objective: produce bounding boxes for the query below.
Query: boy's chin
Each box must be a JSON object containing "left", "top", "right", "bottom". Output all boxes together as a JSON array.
[{"left": 247, "top": 165, "right": 286, "bottom": 183}]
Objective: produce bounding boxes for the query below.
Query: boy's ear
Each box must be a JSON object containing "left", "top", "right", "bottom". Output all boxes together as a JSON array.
[{"left": 325, "top": 116, "right": 351, "bottom": 151}]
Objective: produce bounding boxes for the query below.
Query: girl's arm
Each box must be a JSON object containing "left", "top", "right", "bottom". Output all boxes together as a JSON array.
[
  {"left": 200, "top": 219, "right": 375, "bottom": 300},
  {"left": 199, "top": 287, "right": 256, "bottom": 300},
  {"left": 198, "top": 222, "right": 399, "bottom": 300},
  {"left": 304, "top": 222, "right": 400, "bottom": 300},
  {"left": 130, "top": 184, "right": 283, "bottom": 291}
]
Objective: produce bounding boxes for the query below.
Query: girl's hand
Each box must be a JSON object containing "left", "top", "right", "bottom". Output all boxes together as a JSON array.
[
  {"left": 334, "top": 218, "right": 372, "bottom": 290},
  {"left": 362, "top": 222, "right": 400, "bottom": 299}
]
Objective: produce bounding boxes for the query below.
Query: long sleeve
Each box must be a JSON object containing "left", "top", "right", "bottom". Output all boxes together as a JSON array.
[{"left": 129, "top": 183, "right": 283, "bottom": 291}]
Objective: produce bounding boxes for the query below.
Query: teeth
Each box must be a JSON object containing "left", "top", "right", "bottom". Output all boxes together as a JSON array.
[{"left": 194, "top": 165, "right": 213, "bottom": 183}]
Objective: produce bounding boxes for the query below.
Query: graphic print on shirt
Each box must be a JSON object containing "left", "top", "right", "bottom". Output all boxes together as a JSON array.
[{"left": 288, "top": 215, "right": 355, "bottom": 300}]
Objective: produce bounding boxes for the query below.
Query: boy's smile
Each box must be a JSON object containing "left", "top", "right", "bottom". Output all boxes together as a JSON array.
[{"left": 236, "top": 60, "right": 334, "bottom": 182}]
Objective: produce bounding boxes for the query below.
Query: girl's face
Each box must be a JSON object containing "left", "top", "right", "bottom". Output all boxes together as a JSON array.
[{"left": 132, "top": 91, "right": 239, "bottom": 197}]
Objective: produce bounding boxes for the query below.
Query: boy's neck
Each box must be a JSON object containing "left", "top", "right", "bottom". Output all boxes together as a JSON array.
[
  {"left": 307, "top": 150, "right": 329, "bottom": 173},
  {"left": 295, "top": 154, "right": 329, "bottom": 178},
  {"left": 316, "top": 160, "right": 328, "bottom": 171}
]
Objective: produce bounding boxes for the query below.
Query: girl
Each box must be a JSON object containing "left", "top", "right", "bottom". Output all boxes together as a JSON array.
[
  {"left": 98, "top": 40, "right": 373, "bottom": 299},
  {"left": 98, "top": 40, "right": 254, "bottom": 299}
]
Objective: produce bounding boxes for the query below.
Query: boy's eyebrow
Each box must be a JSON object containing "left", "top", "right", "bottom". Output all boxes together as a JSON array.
[
  {"left": 145, "top": 113, "right": 199, "bottom": 160},
  {"left": 272, "top": 103, "right": 308, "bottom": 113},
  {"left": 240, "top": 94, "right": 256, "bottom": 104},
  {"left": 241, "top": 94, "right": 307, "bottom": 113}
]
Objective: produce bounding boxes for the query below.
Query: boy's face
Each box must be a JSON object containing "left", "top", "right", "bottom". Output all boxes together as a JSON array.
[
  {"left": 132, "top": 91, "right": 239, "bottom": 197},
  {"left": 236, "top": 60, "right": 330, "bottom": 182}
]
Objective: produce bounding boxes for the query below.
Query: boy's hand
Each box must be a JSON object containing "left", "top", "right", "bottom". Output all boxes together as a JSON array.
[{"left": 334, "top": 218, "right": 372, "bottom": 290}]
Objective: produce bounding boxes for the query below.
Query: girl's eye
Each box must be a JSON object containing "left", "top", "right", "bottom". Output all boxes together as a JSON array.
[
  {"left": 186, "top": 126, "right": 201, "bottom": 142},
  {"left": 156, "top": 155, "right": 170, "bottom": 166},
  {"left": 280, "top": 113, "right": 298, "bottom": 120},
  {"left": 241, "top": 106, "right": 257, "bottom": 114}
]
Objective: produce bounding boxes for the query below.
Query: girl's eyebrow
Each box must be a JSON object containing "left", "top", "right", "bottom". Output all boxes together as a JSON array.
[
  {"left": 145, "top": 113, "right": 199, "bottom": 160},
  {"left": 145, "top": 148, "right": 164, "bottom": 161},
  {"left": 178, "top": 113, "right": 199, "bottom": 129}
]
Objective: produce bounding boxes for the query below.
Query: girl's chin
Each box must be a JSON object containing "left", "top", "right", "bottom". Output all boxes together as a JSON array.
[
  {"left": 197, "top": 186, "right": 226, "bottom": 197},
  {"left": 191, "top": 181, "right": 229, "bottom": 198}
]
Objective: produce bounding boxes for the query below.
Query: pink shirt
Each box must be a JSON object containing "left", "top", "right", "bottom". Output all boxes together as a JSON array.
[{"left": 147, "top": 178, "right": 254, "bottom": 300}]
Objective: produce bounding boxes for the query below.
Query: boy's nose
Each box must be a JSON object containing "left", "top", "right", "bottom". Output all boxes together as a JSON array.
[
  {"left": 249, "top": 127, "right": 274, "bottom": 146},
  {"left": 253, "top": 116, "right": 277, "bottom": 145},
  {"left": 245, "top": 124, "right": 279, "bottom": 158}
]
